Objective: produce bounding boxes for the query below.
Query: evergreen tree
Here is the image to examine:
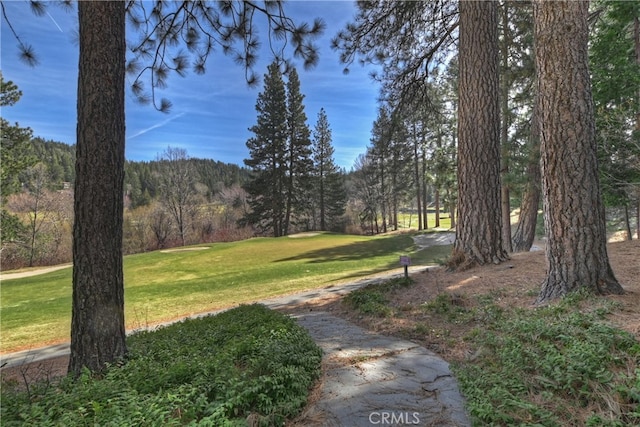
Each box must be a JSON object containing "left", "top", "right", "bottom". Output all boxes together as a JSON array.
[
  {"left": 533, "top": 0, "right": 623, "bottom": 302},
  {"left": 369, "top": 106, "right": 393, "bottom": 233},
  {"left": 590, "top": 0, "right": 640, "bottom": 240},
  {"left": 244, "top": 62, "right": 288, "bottom": 237},
  {"left": 336, "top": 1, "right": 507, "bottom": 264},
  {"left": 454, "top": 1, "right": 508, "bottom": 268},
  {"left": 312, "top": 108, "right": 346, "bottom": 231},
  {"left": 0, "top": 75, "right": 35, "bottom": 248},
  {"left": 0, "top": 75, "right": 35, "bottom": 199},
  {"left": 70, "top": 0, "right": 127, "bottom": 376},
  {"left": 284, "top": 68, "right": 313, "bottom": 234}
]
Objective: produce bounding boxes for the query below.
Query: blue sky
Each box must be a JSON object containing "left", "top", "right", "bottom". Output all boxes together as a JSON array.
[{"left": 1, "top": 1, "right": 381, "bottom": 170}]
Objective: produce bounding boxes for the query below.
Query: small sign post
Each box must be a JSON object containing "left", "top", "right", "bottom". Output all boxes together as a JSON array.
[{"left": 399, "top": 255, "right": 411, "bottom": 279}]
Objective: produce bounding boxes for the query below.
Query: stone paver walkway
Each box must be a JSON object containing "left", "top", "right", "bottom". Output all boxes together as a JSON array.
[{"left": 291, "top": 311, "right": 470, "bottom": 426}]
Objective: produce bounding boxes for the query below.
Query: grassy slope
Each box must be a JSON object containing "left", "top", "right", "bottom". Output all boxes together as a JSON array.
[{"left": 1, "top": 232, "right": 452, "bottom": 353}]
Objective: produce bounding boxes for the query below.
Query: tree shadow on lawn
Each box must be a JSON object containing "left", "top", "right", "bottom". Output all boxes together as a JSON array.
[{"left": 275, "top": 235, "right": 416, "bottom": 265}]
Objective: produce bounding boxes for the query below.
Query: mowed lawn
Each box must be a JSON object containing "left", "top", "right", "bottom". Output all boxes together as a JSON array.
[{"left": 1, "top": 232, "right": 453, "bottom": 353}]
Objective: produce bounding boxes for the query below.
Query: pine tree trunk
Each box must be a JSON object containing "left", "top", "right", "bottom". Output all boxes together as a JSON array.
[
  {"left": 633, "top": 16, "right": 640, "bottom": 240},
  {"left": 380, "top": 158, "right": 387, "bottom": 234},
  {"left": 500, "top": 1, "right": 513, "bottom": 253},
  {"left": 533, "top": 0, "right": 623, "bottom": 303},
  {"left": 422, "top": 149, "right": 429, "bottom": 228},
  {"left": 635, "top": 16, "right": 640, "bottom": 137},
  {"left": 319, "top": 169, "right": 326, "bottom": 231},
  {"left": 284, "top": 161, "right": 293, "bottom": 236},
  {"left": 623, "top": 204, "right": 632, "bottom": 241},
  {"left": 453, "top": 0, "right": 508, "bottom": 269},
  {"left": 513, "top": 95, "right": 541, "bottom": 252},
  {"left": 449, "top": 198, "right": 456, "bottom": 230},
  {"left": 434, "top": 189, "right": 440, "bottom": 228},
  {"left": 413, "top": 125, "right": 423, "bottom": 230},
  {"left": 512, "top": 159, "right": 540, "bottom": 252},
  {"left": 69, "top": 1, "right": 127, "bottom": 376},
  {"left": 392, "top": 172, "right": 398, "bottom": 231},
  {"left": 636, "top": 197, "right": 640, "bottom": 240}
]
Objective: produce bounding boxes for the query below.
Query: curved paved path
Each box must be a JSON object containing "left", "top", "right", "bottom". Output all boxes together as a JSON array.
[{"left": 293, "top": 311, "right": 470, "bottom": 426}]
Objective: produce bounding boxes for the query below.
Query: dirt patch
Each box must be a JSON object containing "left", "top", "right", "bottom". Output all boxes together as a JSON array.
[
  {"left": 159, "top": 246, "right": 209, "bottom": 253},
  {"left": 288, "top": 232, "right": 320, "bottom": 238},
  {"left": 1, "top": 355, "right": 69, "bottom": 389},
  {"left": 0, "top": 264, "right": 72, "bottom": 280}
]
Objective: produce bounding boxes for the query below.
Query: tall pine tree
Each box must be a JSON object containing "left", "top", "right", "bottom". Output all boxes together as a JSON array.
[
  {"left": 244, "top": 62, "right": 288, "bottom": 237},
  {"left": 312, "top": 108, "right": 346, "bottom": 231},
  {"left": 244, "top": 63, "right": 315, "bottom": 236},
  {"left": 284, "top": 68, "right": 313, "bottom": 235}
]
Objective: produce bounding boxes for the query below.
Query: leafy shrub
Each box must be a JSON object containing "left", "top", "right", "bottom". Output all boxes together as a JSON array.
[{"left": 1, "top": 304, "right": 322, "bottom": 426}]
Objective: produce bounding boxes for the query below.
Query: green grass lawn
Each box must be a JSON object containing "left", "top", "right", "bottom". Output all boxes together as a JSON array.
[
  {"left": 396, "top": 211, "right": 453, "bottom": 230},
  {"left": 1, "top": 231, "right": 452, "bottom": 353}
]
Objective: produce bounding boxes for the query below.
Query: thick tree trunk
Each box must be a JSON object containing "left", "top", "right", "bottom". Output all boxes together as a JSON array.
[
  {"left": 452, "top": 0, "right": 508, "bottom": 269},
  {"left": 533, "top": 0, "right": 623, "bottom": 303},
  {"left": 69, "top": 1, "right": 127, "bottom": 376}
]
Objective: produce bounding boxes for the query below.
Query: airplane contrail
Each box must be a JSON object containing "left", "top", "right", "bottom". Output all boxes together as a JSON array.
[
  {"left": 127, "top": 112, "right": 187, "bottom": 140},
  {"left": 46, "top": 10, "right": 63, "bottom": 32}
]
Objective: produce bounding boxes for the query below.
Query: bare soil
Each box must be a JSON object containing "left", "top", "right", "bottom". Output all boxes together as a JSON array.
[{"left": 3, "top": 239, "right": 639, "bottom": 394}]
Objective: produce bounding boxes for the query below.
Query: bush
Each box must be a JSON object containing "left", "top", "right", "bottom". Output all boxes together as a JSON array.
[{"left": 1, "top": 304, "right": 322, "bottom": 426}]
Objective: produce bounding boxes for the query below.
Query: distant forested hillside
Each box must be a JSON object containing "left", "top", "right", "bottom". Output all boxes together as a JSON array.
[
  {"left": 30, "top": 138, "right": 76, "bottom": 185},
  {"left": 29, "top": 139, "right": 250, "bottom": 204}
]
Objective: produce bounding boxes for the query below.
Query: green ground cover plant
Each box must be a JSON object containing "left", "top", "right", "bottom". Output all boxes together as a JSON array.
[
  {"left": 1, "top": 232, "right": 444, "bottom": 352},
  {"left": 1, "top": 304, "right": 322, "bottom": 426},
  {"left": 343, "top": 277, "right": 414, "bottom": 317},
  {"left": 451, "top": 291, "right": 640, "bottom": 426},
  {"left": 344, "top": 279, "right": 640, "bottom": 426}
]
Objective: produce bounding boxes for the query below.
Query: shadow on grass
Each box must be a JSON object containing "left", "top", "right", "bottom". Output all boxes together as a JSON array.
[{"left": 275, "top": 234, "right": 416, "bottom": 264}]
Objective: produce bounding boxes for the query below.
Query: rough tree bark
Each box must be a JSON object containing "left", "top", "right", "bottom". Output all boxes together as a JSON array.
[
  {"left": 69, "top": 1, "right": 127, "bottom": 376},
  {"left": 452, "top": 0, "right": 508, "bottom": 269},
  {"left": 533, "top": 0, "right": 624, "bottom": 303}
]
